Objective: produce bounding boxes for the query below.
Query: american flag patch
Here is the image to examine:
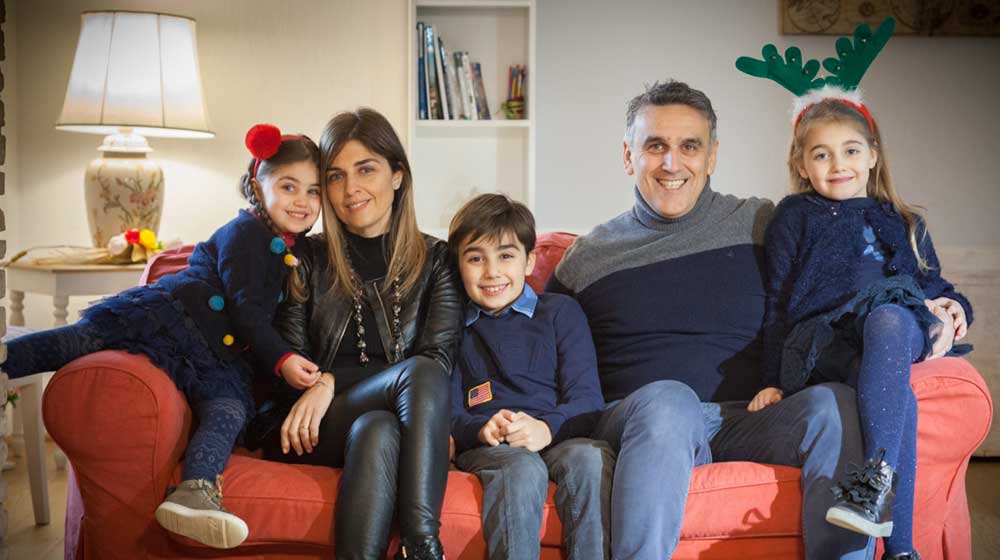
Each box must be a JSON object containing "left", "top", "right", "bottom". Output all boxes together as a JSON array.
[{"left": 467, "top": 381, "right": 493, "bottom": 408}]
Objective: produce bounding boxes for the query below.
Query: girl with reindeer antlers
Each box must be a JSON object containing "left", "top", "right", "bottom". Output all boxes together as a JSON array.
[{"left": 738, "top": 18, "right": 973, "bottom": 560}]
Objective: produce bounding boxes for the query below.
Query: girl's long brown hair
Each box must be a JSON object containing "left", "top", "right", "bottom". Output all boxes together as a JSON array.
[
  {"left": 238, "top": 135, "right": 320, "bottom": 302},
  {"left": 789, "top": 100, "right": 930, "bottom": 271},
  {"left": 319, "top": 108, "right": 426, "bottom": 299}
]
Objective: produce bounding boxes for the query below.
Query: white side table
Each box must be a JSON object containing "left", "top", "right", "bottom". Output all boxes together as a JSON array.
[
  {"left": 4, "top": 261, "right": 145, "bottom": 525},
  {"left": 7, "top": 262, "right": 147, "bottom": 327}
]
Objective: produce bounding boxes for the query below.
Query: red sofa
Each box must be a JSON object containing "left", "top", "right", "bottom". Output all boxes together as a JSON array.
[{"left": 44, "top": 232, "right": 993, "bottom": 560}]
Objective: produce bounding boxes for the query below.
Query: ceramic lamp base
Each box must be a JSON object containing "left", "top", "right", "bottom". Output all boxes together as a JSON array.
[{"left": 83, "top": 130, "right": 164, "bottom": 248}]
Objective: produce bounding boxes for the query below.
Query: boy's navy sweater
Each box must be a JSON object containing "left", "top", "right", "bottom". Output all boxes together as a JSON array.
[
  {"left": 546, "top": 184, "right": 774, "bottom": 403},
  {"left": 450, "top": 285, "right": 605, "bottom": 454},
  {"left": 761, "top": 193, "right": 974, "bottom": 388},
  {"left": 155, "top": 209, "right": 298, "bottom": 371}
]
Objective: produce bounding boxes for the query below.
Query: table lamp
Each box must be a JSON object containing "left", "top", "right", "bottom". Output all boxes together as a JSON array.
[{"left": 55, "top": 11, "right": 213, "bottom": 247}]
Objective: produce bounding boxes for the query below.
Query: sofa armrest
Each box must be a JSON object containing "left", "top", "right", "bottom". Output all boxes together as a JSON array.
[
  {"left": 43, "top": 350, "right": 192, "bottom": 554},
  {"left": 908, "top": 357, "right": 992, "bottom": 560}
]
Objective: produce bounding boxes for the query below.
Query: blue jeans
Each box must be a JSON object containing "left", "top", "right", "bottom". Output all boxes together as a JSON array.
[
  {"left": 593, "top": 379, "right": 874, "bottom": 560},
  {"left": 456, "top": 437, "right": 615, "bottom": 560}
]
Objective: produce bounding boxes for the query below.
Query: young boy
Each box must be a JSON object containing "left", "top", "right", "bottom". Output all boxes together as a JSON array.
[{"left": 448, "top": 193, "right": 613, "bottom": 560}]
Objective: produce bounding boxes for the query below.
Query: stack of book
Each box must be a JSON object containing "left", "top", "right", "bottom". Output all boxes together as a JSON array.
[{"left": 417, "top": 23, "right": 506, "bottom": 121}]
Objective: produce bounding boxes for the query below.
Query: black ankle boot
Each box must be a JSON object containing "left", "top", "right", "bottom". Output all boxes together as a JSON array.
[
  {"left": 395, "top": 535, "right": 445, "bottom": 560},
  {"left": 882, "top": 552, "right": 921, "bottom": 560},
  {"left": 825, "top": 448, "right": 897, "bottom": 537}
]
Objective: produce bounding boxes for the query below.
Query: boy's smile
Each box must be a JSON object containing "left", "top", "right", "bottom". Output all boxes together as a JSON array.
[{"left": 458, "top": 232, "right": 536, "bottom": 315}]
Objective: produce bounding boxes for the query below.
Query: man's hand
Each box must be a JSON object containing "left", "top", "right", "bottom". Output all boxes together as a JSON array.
[
  {"left": 930, "top": 297, "right": 968, "bottom": 341},
  {"left": 748, "top": 387, "right": 783, "bottom": 412},
  {"left": 280, "top": 354, "right": 321, "bottom": 390},
  {"left": 502, "top": 412, "right": 553, "bottom": 452},
  {"left": 478, "top": 409, "right": 515, "bottom": 447},
  {"left": 926, "top": 303, "right": 956, "bottom": 360}
]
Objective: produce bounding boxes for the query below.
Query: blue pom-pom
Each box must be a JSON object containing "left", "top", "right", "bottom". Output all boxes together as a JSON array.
[
  {"left": 270, "top": 237, "right": 287, "bottom": 254},
  {"left": 208, "top": 295, "right": 225, "bottom": 311},
  {"left": 278, "top": 291, "right": 285, "bottom": 303}
]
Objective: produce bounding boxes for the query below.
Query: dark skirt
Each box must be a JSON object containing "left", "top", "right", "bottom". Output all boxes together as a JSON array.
[
  {"left": 81, "top": 285, "right": 256, "bottom": 416},
  {"left": 778, "top": 275, "right": 968, "bottom": 395}
]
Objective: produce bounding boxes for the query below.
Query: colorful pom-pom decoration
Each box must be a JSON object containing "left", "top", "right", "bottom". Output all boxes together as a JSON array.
[
  {"left": 284, "top": 253, "right": 299, "bottom": 267},
  {"left": 270, "top": 237, "right": 287, "bottom": 254},
  {"left": 222, "top": 334, "right": 235, "bottom": 346},
  {"left": 125, "top": 229, "right": 141, "bottom": 244},
  {"left": 278, "top": 291, "right": 286, "bottom": 303},
  {"left": 139, "top": 229, "right": 158, "bottom": 251},
  {"left": 246, "top": 124, "right": 283, "bottom": 160},
  {"left": 208, "top": 295, "right": 225, "bottom": 312}
]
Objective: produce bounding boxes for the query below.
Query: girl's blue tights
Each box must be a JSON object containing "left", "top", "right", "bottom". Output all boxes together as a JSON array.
[
  {"left": 853, "top": 303, "right": 924, "bottom": 555},
  {"left": 1, "top": 320, "right": 106, "bottom": 377}
]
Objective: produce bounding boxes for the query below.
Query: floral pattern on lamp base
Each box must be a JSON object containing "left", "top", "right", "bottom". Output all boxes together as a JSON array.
[{"left": 85, "top": 156, "right": 164, "bottom": 248}]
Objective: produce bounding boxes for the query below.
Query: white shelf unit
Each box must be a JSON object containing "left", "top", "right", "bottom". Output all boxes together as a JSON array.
[{"left": 407, "top": 0, "right": 536, "bottom": 231}]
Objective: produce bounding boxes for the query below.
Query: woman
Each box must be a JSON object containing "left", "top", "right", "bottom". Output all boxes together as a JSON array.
[{"left": 251, "top": 108, "right": 462, "bottom": 560}]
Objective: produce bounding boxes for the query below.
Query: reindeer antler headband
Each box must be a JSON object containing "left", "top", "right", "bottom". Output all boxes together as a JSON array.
[{"left": 735, "top": 17, "right": 896, "bottom": 134}]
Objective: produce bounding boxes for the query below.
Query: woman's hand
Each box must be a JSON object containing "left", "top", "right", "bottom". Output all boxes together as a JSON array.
[
  {"left": 926, "top": 304, "right": 956, "bottom": 360},
  {"left": 280, "top": 373, "right": 335, "bottom": 455},
  {"left": 748, "top": 387, "right": 783, "bottom": 412},
  {"left": 280, "top": 354, "right": 321, "bottom": 390},
  {"left": 931, "top": 297, "right": 968, "bottom": 341}
]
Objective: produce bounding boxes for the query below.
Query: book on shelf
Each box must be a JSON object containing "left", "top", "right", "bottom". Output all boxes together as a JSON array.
[
  {"left": 455, "top": 51, "right": 477, "bottom": 120},
  {"left": 416, "top": 22, "right": 427, "bottom": 120},
  {"left": 433, "top": 36, "right": 450, "bottom": 119},
  {"left": 423, "top": 24, "right": 442, "bottom": 119},
  {"left": 438, "top": 37, "right": 457, "bottom": 120},
  {"left": 472, "top": 62, "right": 491, "bottom": 120}
]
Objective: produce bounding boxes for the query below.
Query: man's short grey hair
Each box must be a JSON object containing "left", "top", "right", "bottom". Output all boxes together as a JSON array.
[{"left": 624, "top": 80, "right": 718, "bottom": 147}]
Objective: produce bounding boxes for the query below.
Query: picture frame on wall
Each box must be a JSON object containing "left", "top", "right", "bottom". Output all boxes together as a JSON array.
[{"left": 781, "top": 0, "right": 1000, "bottom": 35}]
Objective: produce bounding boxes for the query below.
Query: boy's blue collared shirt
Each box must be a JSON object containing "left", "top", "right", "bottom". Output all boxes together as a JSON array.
[{"left": 464, "top": 283, "right": 538, "bottom": 326}]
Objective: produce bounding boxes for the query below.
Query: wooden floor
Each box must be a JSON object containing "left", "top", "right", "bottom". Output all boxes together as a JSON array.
[{"left": 2, "top": 442, "right": 999, "bottom": 559}]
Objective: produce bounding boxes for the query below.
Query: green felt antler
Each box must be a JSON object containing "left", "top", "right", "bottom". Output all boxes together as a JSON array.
[
  {"left": 822, "top": 17, "right": 896, "bottom": 90},
  {"left": 736, "top": 44, "right": 825, "bottom": 96}
]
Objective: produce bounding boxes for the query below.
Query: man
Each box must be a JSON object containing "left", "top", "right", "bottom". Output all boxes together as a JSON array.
[{"left": 546, "top": 80, "right": 872, "bottom": 559}]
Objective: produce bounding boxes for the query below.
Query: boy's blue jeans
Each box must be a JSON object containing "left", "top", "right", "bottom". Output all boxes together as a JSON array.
[
  {"left": 593, "top": 379, "right": 875, "bottom": 560},
  {"left": 455, "top": 437, "right": 615, "bottom": 560}
]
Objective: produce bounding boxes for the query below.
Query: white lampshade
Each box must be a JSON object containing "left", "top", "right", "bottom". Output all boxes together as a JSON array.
[{"left": 56, "top": 11, "right": 213, "bottom": 139}]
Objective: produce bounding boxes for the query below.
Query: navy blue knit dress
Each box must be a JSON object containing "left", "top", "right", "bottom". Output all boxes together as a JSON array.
[{"left": 79, "top": 210, "right": 299, "bottom": 416}]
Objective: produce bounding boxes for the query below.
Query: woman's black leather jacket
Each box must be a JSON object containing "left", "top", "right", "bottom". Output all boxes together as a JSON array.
[{"left": 273, "top": 233, "right": 464, "bottom": 376}]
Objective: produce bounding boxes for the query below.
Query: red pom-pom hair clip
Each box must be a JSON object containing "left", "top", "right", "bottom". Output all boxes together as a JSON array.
[{"left": 246, "top": 124, "right": 283, "bottom": 178}]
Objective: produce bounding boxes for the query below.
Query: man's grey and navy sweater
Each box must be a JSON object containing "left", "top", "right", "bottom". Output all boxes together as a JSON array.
[
  {"left": 546, "top": 183, "right": 774, "bottom": 402},
  {"left": 450, "top": 285, "right": 605, "bottom": 454},
  {"left": 761, "top": 193, "right": 974, "bottom": 389}
]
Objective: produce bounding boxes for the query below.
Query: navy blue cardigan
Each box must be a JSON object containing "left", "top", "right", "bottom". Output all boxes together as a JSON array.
[
  {"left": 155, "top": 210, "right": 299, "bottom": 371},
  {"left": 761, "top": 193, "right": 973, "bottom": 389}
]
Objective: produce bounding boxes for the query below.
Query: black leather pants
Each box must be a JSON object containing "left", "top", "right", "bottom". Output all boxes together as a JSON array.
[{"left": 264, "top": 356, "right": 451, "bottom": 559}]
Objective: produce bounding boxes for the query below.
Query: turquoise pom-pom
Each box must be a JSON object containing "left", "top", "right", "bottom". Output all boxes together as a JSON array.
[
  {"left": 208, "top": 295, "right": 225, "bottom": 311},
  {"left": 278, "top": 291, "right": 285, "bottom": 303},
  {"left": 270, "top": 237, "right": 287, "bottom": 254}
]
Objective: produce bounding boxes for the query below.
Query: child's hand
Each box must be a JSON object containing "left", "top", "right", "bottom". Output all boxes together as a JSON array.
[
  {"left": 930, "top": 297, "right": 969, "bottom": 341},
  {"left": 280, "top": 354, "right": 321, "bottom": 390},
  {"left": 748, "top": 387, "right": 783, "bottom": 412},
  {"left": 502, "top": 412, "right": 552, "bottom": 452},
  {"left": 926, "top": 303, "right": 956, "bottom": 360},
  {"left": 478, "top": 409, "right": 515, "bottom": 446},
  {"left": 449, "top": 436, "right": 456, "bottom": 462}
]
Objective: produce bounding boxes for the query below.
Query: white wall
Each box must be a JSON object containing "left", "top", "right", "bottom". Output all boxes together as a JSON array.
[
  {"left": 535, "top": 0, "right": 1000, "bottom": 246},
  {"left": 7, "top": 0, "right": 407, "bottom": 328}
]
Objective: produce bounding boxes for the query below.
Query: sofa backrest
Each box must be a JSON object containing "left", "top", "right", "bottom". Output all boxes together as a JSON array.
[{"left": 140, "top": 231, "right": 579, "bottom": 292}]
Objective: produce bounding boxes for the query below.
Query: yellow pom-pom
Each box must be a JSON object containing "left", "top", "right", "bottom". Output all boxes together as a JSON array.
[
  {"left": 222, "top": 334, "right": 235, "bottom": 346},
  {"left": 284, "top": 253, "right": 299, "bottom": 267},
  {"left": 139, "top": 229, "right": 158, "bottom": 250}
]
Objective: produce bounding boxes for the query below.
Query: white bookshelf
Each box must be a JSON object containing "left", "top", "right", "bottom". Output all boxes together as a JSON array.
[{"left": 407, "top": 0, "right": 536, "bottom": 231}]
